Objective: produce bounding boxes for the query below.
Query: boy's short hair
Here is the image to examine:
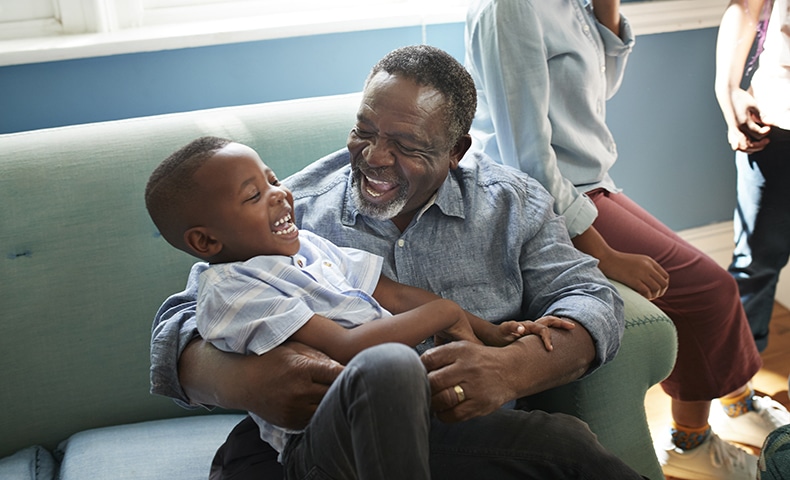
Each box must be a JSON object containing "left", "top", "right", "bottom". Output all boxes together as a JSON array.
[{"left": 145, "top": 136, "right": 231, "bottom": 251}]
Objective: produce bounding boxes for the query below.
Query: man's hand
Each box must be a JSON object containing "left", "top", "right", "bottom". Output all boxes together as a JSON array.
[
  {"left": 421, "top": 321, "right": 593, "bottom": 423},
  {"left": 421, "top": 341, "right": 518, "bottom": 423},
  {"left": 179, "top": 339, "right": 343, "bottom": 430}
]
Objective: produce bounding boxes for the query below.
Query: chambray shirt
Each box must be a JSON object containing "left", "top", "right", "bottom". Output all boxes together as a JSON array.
[
  {"left": 196, "top": 230, "right": 387, "bottom": 454},
  {"left": 465, "top": 0, "right": 635, "bottom": 237},
  {"left": 149, "top": 148, "right": 624, "bottom": 406}
]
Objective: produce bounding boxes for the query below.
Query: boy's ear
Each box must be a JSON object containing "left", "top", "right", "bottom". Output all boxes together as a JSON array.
[{"left": 184, "top": 227, "right": 222, "bottom": 259}]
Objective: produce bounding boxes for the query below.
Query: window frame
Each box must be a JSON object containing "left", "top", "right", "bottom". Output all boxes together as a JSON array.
[{"left": 0, "top": 0, "right": 728, "bottom": 67}]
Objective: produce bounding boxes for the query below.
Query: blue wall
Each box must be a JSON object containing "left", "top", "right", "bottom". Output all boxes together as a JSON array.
[{"left": 0, "top": 23, "right": 734, "bottom": 231}]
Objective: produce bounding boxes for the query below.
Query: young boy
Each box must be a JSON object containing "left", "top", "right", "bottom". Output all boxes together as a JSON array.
[{"left": 144, "top": 136, "right": 573, "bottom": 467}]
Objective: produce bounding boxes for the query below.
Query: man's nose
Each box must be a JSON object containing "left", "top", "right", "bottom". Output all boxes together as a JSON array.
[{"left": 364, "top": 139, "right": 395, "bottom": 168}]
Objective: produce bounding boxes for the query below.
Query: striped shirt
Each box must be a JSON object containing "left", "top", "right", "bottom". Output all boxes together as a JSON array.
[{"left": 195, "top": 229, "right": 388, "bottom": 454}]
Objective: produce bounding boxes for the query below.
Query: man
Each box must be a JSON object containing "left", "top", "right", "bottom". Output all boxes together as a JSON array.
[{"left": 151, "top": 45, "right": 639, "bottom": 479}]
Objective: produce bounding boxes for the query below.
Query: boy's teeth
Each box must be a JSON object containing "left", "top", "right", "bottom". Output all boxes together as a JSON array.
[
  {"left": 273, "top": 214, "right": 291, "bottom": 227},
  {"left": 273, "top": 224, "right": 297, "bottom": 235}
]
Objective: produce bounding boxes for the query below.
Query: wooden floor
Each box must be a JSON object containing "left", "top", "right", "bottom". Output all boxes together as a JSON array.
[{"left": 645, "top": 301, "right": 790, "bottom": 479}]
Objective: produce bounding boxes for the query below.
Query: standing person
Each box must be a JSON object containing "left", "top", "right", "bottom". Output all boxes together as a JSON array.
[
  {"left": 150, "top": 45, "right": 645, "bottom": 479},
  {"left": 715, "top": 0, "right": 790, "bottom": 353},
  {"left": 465, "top": 1, "right": 788, "bottom": 478}
]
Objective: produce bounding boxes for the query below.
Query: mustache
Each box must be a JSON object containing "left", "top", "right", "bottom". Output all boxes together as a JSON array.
[{"left": 353, "top": 163, "right": 405, "bottom": 186}]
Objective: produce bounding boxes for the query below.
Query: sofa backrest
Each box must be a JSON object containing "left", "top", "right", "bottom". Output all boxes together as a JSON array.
[{"left": 0, "top": 93, "right": 361, "bottom": 457}]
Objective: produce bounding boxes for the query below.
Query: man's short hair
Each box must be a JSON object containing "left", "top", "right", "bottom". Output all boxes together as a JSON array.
[{"left": 367, "top": 45, "right": 477, "bottom": 148}]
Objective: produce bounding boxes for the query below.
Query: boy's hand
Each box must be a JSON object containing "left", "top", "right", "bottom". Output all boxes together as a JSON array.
[{"left": 489, "top": 316, "right": 575, "bottom": 349}]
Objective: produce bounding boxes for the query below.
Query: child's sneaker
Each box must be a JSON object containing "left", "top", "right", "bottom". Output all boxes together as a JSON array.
[
  {"left": 656, "top": 431, "right": 757, "bottom": 480},
  {"left": 710, "top": 394, "right": 790, "bottom": 447}
]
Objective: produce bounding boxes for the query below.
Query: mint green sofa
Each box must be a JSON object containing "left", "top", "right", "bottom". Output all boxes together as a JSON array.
[{"left": 0, "top": 93, "right": 677, "bottom": 480}]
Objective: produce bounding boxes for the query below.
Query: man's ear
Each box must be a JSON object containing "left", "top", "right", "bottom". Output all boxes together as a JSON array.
[
  {"left": 184, "top": 227, "right": 222, "bottom": 259},
  {"left": 448, "top": 134, "right": 472, "bottom": 170}
]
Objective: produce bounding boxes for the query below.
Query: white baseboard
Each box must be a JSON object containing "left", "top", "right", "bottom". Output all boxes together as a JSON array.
[{"left": 677, "top": 221, "right": 790, "bottom": 308}]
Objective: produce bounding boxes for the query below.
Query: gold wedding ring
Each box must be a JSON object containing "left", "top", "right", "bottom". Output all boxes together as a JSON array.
[{"left": 453, "top": 384, "right": 466, "bottom": 403}]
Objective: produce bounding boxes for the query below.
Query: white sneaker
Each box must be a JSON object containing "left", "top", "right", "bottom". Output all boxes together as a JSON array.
[
  {"left": 656, "top": 432, "right": 758, "bottom": 480},
  {"left": 710, "top": 394, "right": 790, "bottom": 447}
]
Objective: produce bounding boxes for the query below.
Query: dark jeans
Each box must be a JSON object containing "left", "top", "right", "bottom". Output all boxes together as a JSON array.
[
  {"left": 730, "top": 127, "right": 790, "bottom": 351},
  {"left": 210, "top": 345, "right": 645, "bottom": 479}
]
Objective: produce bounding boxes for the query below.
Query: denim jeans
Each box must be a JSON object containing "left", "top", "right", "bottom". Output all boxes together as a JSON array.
[
  {"left": 282, "top": 343, "right": 432, "bottom": 479},
  {"left": 214, "top": 342, "right": 644, "bottom": 480},
  {"left": 729, "top": 128, "right": 790, "bottom": 352}
]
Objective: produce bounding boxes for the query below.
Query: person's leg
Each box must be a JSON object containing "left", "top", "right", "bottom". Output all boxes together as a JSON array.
[
  {"left": 211, "top": 341, "right": 645, "bottom": 480},
  {"left": 209, "top": 416, "right": 283, "bottom": 480},
  {"left": 589, "top": 190, "right": 762, "bottom": 403},
  {"left": 429, "top": 407, "right": 644, "bottom": 480},
  {"left": 730, "top": 129, "right": 790, "bottom": 351},
  {"left": 590, "top": 191, "right": 762, "bottom": 478},
  {"left": 283, "top": 343, "right": 432, "bottom": 480}
]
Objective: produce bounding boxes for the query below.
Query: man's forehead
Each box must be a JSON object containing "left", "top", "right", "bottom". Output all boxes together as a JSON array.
[{"left": 363, "top": 72, "right": 443, "bottom": 103}]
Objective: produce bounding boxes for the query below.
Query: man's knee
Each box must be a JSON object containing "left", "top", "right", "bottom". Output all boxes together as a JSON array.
[{"left": 343, "top": 343, "right": 428, "bottom": 400}]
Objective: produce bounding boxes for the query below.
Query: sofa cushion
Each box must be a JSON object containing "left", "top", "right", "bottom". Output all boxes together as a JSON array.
[
  {"left": 0, "top": 445, "right": 56, "bottom": 480},
  {"left": 56, "top": 414, "right": 246, "bottom": 480}
]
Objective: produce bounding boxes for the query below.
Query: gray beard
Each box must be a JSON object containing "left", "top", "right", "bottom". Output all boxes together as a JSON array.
[{"left": 350, "top": 175, "right": 409, "bottom": 221}]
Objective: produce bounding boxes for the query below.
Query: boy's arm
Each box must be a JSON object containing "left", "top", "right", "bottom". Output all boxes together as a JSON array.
[
  {"left": 290, "top": 297, "right": 476, "bottom": 365},
  {"left": 373, "top": 274, "right": 518, "bottom": 347}
]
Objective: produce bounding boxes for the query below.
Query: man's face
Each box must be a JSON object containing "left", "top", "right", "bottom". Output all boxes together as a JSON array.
[{"left": 347, "top": 72, "right": 461, "bottom": 230}]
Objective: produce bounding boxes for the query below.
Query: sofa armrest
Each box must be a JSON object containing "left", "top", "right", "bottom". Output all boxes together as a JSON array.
[{"left": 524, "top": 280, "right": 677, "bottom": 480}]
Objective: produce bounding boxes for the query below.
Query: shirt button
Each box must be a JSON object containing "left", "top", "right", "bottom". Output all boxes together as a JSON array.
[
  {"left": 583, "top": 25, "right": 590, "bottom": 33},
  {"left": 297, "top": 259, "right": 304, "bottom": 267},
  {"left": 397, "top": 239, "right": 405, "bottom": 247},
  {"left": 601, "top": 65, "right": 606, "bottom": 73}
]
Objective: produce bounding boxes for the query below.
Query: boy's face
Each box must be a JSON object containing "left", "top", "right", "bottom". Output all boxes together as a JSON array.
[{"left": 192, "top": 143, "right": 299, "bottom": 262}]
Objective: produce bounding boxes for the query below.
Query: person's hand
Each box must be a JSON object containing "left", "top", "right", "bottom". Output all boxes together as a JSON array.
[
  {"left": 727, "top": 88, "right": 771, "bottom": 153},
  {"left": 571, "top": 226, "right": 668, "bottom": 300},
  {"left": 486, "top": 317, "right": 576, "bottom": 349},
  {"left": 246, "top": 341, "right": 343, "bottom": 429},
  {"left": 182, "top": 339, "right": 343, "bottom": 430},
  {"left": 597, "top": 249, "right": 669, "bottom": 300},
  {"left": 421, "top": 341, "right": 517, "bottom": 422},
  {"left": 422, "top": 322, "right": 594, "bottom": 423}
]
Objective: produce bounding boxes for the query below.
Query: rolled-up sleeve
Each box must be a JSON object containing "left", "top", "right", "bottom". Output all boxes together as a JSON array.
[
  {"left": 149, "top": 262, "right": 208, "bottom": 406},
  {"left": 519, "top": 179, "right": 624, "bottom": 373}
]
